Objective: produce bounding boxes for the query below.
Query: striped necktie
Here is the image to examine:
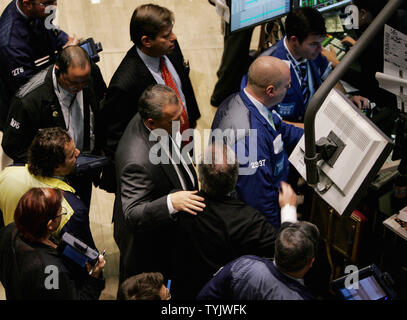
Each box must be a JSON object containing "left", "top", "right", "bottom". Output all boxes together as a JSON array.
[
  {"left": 160, "top": 57, "right": 190, "bottom": 135},
  {"left": 299, "top": 61, "right": 310, "bottom": 107}
]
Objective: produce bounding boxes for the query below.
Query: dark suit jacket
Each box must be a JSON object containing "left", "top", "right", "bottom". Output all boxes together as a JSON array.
[
  {"left": 102, "top": 42, "right": 200, "bottom": 159},
  {"left": 171, "top": 191, "right": 279, "bottom": 300},
  {"left": 113, "top": 113, "right": 198, "bottom": 282}
]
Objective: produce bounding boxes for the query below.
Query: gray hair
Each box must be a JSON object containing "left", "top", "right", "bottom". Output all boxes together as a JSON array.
[
  {"left": 198, "top": 142, "right": 239, "bottom": 197},
  {"left": 138, "top": 84, "right": 179, "bottom": 121},
  {"left": 275, "top": 221, "right": 319, "bottom": 273}
]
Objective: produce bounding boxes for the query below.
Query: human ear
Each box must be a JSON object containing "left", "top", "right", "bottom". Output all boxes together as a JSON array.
[{"left": 141, "top": 35, "right": 152, "bottom": 48}]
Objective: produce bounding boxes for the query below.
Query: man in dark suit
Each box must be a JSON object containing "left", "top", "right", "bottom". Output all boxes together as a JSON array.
[
  {"left": 170, "top": 142, "right": 298, "bottom": 299},
  {"left": 100, "top": 4, "right": 201, "bottom": 193},
  {"left": 114, "top": 84, "right": 205, "bottom": 284},
  {"left": 1, "top": 45, "right": 106, "bottom": 207}
]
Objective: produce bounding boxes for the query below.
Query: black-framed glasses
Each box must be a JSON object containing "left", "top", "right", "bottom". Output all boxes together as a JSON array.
[{"left": 31, "top": 0, "right": 57, "bottom": 7}]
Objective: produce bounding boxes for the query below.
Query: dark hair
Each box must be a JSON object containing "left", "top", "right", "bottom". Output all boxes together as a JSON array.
[
  {"left": 138, "top": 84, "right": 179, "bottom": 121},
  {"left": 275, "top": 221, "right": 319, "bottom": 273},
  {"left": 55, "top": 45, "right": 91, "bottom": 76},
  {"left": 14, "top": 188, "right": 63, "bottom": 241},
  {"left": 117, "top": 272, "right": 164, "bottom": 300},
  {"left": 285, "top": 7, "right": 326, "bottom": 43},
  {"left": 353, "top": 0, "right": 387, "bottom": 16},
  {"left": 198, "top": 143, "right": 238, "bottom": 197},
  {"left": 28, "top": 127, "right": 72, "bottom": 177},
  {"left": 130, "top": 4, "right": 174, "bottom": 46}
]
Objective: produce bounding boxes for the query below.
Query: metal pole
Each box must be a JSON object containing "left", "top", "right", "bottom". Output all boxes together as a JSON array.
[{"left": 304, "top": 0, "right": 404, "bottom": 185}]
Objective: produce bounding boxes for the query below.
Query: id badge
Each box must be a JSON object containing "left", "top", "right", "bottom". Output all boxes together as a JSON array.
[
  {"left": 273, "top": 134, "right": 283, "bottom": 154},
  {"left": 277, "top": 103, "right": 295, "bottom": 117}
]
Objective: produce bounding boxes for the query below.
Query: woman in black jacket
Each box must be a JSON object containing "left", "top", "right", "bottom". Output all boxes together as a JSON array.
[{"left": 0, "top": 187, "right": 106, "bottom": 300}]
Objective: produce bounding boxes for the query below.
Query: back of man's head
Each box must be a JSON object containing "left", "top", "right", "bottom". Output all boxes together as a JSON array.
[
  {"left": 117, "top": 272, "right": 165, "bottom": 300},
  {"left": 353, "top": 0, "right": 387, "bottom": 16},
  {"left": 285, "top": 7, "right": 326, "bottom": 43},
  {"left": 130, "top": 4, "right": 174, "bottom": 47},
  {"left": 138, "top": 84, "right": 179, "bottom": 122},
  {"left": 55, "top": 45, "right": 91, "bottom": 76},
  {"left": 28, "top": 127, "right": 72, "bottom": 177},
  {"left": 247, "top": 56, "right": 287, "bottom": 91},
  {"left": 275, "top": 221, "right": 319, "bottom": 275},
  {"left": 198, "top": 142, "right": 238, "bottom": 197}
]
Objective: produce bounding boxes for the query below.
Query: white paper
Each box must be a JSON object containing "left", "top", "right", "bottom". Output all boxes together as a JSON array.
[
  {"left": 378, "top": 25, "right": 407, "bottom": 110},
  {"left": 376, "top": 72, "right": 407, "bottom": 96},
  {"left": 383, "top": 25, "right": 407, "bottom": 75}
]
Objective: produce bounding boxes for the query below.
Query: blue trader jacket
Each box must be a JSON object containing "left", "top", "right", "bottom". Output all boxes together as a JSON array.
[
  {"left": 211, "top": 90, "right": 303, "bottom": 228},
  {"left": 197, "top": 255, "right": 314, "bottom": 300},
  {"left": 0, "top": 0, "right": 68, "bottom": 95},
  {"left": 241, "top": 38, "right": 331, "bottom": 123}
]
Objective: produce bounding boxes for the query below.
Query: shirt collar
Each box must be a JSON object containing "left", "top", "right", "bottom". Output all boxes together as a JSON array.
[
  {"left": 273, "top": 260, "right": 305, "bottom": 286},
  {"left": 243, "top": 88, "right": 276, "bottom": 130},
  {"left": 283, "top": 36, "right": 307, "bottom": 67},
  {"left": 52, "top": 66, "right": 76, "bottom": 102},
  {"left": 244, "top": 88, "right": 271, "bottom": 114},
  {"left": 136, "top": 46, "right": 161, "bottom": 73}
]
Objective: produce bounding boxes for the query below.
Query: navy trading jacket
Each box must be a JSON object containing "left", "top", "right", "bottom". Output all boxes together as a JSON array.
[
  {"left": 197, "top": 255, "right": 314, "bottom": 300},
  {"left": 0, "top": 0, "right": 68, "bottom": 126},
  {"left": 211, "top": 90, "right": 303, "bottom": 228}
]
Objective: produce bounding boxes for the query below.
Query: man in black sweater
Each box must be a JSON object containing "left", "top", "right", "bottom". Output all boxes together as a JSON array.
[{"left": 170, "top": 142, "right": 298, "bottom": 299}]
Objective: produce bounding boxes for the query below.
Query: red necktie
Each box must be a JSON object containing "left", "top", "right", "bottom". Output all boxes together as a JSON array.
[{"left": 160, "top": 57, "right": 190, "bottom": 135}]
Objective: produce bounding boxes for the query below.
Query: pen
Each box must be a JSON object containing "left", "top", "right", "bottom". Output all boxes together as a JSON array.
[{"left": 89, "top": 249, "right": 106, "bottom": 276}]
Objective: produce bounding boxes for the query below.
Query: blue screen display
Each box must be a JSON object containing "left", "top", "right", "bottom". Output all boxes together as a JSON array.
[{"left": 230, "top": 0, "right": 291, "bottom": 33}]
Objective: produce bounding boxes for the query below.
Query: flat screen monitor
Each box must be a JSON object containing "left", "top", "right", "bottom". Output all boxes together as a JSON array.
[
  {"left": 228, "top": 0, "right": 291, "bottom": 34},
  {"left": 292, "top": 0, "right": 352, "bottom": 13},
  {"left": 332, "top": 264, "right": 397, "bottom": 300},
  {"left": 289, "top": 89, "right": 394, "bottom": 216}
]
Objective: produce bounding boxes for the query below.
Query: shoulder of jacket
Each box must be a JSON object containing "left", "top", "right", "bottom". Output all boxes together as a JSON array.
[
  {"left": 16, "top": 68, "right": 49, "bottom": 99},
  {"left": 0, "top": 6, "right": 14, "bottom": 48}
]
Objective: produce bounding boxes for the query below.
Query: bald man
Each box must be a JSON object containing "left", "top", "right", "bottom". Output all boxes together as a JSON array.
[
  {"left": 211, "top": 56, "right": 304, "bottom": 228},
  {"left": 1, "top": 45, "right": 106, "bottom": 206}
]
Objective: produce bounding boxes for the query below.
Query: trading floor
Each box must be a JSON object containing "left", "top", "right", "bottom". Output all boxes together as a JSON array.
[{"left": 0, "top": 0, "right": 261, "bottom": 300}]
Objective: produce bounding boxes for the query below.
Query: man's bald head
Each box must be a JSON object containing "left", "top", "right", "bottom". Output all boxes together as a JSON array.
[
  {"left": 56, "top": 45, "right": 91, "bottom": 75},
  {"left": 246, "top": 56, "right": 291, "bottom": 107},
  {"left": 247, "top": 56, "right": 289, "bottom": 90}
]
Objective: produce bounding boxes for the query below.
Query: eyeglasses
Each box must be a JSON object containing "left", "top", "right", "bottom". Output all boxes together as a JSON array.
[
  {"left": 54, "top": 206, "right": 68, "bottom": 219},
  {"left": 31, "top": 0, "right": 57, "bottom": 7}
]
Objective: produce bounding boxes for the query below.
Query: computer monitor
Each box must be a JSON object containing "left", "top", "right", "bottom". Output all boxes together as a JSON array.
[
  {"left": 289, "top": 89, "right": 394, "bottom": 216},
  {"left": 332, "top": 264, "right": 397, "bottom": 300},
  {"left": 292, "top": 0, "right": 352, "bottom": 13},
  {"left": 228, "top": 0, "right": 291, "bottom": 34}
]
